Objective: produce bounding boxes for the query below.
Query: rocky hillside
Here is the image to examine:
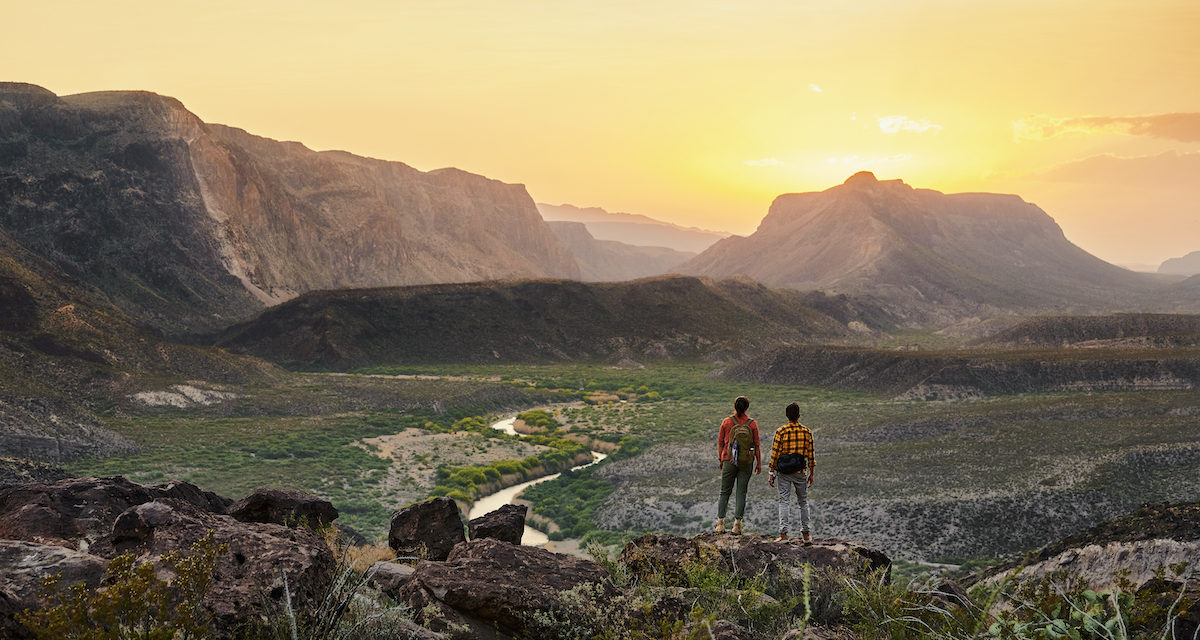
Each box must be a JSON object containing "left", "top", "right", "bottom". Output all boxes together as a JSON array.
[
  {"left": 977, "top": 313, "right": 1200, "bottom": 348},
  {"left": 1160, "top": 250, "right": 1200, "bottom": 275},
  {"left": 547, "top": 221, "right": 694, "bottom": 281},
  {"left": 724, "top": 344, "right": 1200, "bottom": 399},
  {"left": 212, "top": 276, "right": 859, "bottom": 369},
  {"left": 0, "top": 222, "right": 279, "bottom": 462},
  {"left": 980, "top": 502, "right": 1200, "bottom": 592},
  {"left": 537, "top": 202, "right": 728, "bottom": 253},
  {"left": 679, "top": 172, "right": 1160, "bottom": 325},
  {"left": 0, "top": 83, "right": 579, "bottom": 334}
]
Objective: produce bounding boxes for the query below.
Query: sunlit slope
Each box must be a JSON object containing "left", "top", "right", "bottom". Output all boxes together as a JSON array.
[
  {"left": 680, "top": 172, "right": 1165, "bottom": 325},
  {"left": 0, "top": 82, "right": 579, "bottom": 334}
]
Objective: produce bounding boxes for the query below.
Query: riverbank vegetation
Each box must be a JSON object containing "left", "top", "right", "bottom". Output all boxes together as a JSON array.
[{"left": 63, "top": 361, "right": 1200, "bottom": 565}]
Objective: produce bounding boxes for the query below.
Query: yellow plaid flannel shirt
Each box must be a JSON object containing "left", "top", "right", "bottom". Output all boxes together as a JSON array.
[{"left": 769, "top": 421, "right": 814, "bottom": 472}]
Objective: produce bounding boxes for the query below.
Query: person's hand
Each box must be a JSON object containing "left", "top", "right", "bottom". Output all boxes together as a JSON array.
[
  {"left": 768, "top": 475, "right": 775, "bottom": 487},
  {"left": 807, "top": 471, "right": 815, "bottom": 488},
  {"left": 754, "top": 463, "right": 761, "bottom": 475},
  {"left": 718, "top": 460, "right": 723, "bottom": 470}
]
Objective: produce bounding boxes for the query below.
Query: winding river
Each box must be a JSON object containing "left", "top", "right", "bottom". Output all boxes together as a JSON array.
[{"left": 467, "top": 415, "right": 607, "bottom": 547}]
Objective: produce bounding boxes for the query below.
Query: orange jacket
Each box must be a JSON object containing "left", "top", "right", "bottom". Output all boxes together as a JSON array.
[{"left": 716, "top": 415, "right": 760, "bottom": 464}]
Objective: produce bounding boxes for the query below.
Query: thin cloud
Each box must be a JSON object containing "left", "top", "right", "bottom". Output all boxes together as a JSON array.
[
  {"left": 745, "top": 157, "right": 786, "bottom": 167},
  {"left": 809, "top": 83, "right": 823, "bottom": 93},
  {"left": 878, "top": 115, "right": 943, "bottom": 134},
  {"left": 1013, "top": 113, "right": 1200, "bottom": 142}
]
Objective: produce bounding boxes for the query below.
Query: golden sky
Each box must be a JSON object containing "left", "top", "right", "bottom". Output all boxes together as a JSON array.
[{"left": 5, "top": 0, "right": 1199, "bottom": 266}]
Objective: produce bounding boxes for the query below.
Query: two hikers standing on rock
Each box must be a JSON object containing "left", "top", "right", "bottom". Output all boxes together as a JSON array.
[{"left": 715, "top": 396, "right": 815, "bottom": 543}]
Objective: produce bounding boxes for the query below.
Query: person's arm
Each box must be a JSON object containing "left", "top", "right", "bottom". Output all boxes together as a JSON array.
[
  {"left": 752, "top": 421, "right": 762, "bottom": 474},
  {"left": 806, "top": 429, "right": 815, "bottom": 487},
  {"left": 716, "top": 419, "right": 729, "bottom": 469}
]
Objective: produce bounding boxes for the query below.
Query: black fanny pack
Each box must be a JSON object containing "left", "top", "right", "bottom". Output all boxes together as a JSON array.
[{"left": 776, "top": 453, "right": 807, "bottom": 475}]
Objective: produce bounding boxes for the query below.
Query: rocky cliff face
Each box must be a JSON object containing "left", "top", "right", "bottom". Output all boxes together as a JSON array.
[
  {"left": 547, "top": 221, "right": 694, "bottom": 281},
  {"left": 0, "top": 83, "right": 579, "bottom": 334},
  {"left": 679, "top": 172, "right": 1157, "bottom": 324}
]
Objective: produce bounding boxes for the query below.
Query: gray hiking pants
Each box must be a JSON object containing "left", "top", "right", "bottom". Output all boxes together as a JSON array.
[{"left": 776, "top": 471, "right": 811, "bottom": 535}]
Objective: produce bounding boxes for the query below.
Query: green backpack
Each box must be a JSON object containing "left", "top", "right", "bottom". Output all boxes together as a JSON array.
[{"left": 727, "top": 417, "right": 755, "bottom": 467}]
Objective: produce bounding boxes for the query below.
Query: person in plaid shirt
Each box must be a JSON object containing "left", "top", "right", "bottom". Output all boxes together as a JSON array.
[{"left": 768, "top": 402, "right": 815, "bottom": 543}]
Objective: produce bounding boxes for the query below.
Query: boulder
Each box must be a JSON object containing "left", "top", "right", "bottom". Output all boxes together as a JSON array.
[
  {"left": 227, "top": 487, "right": 337, "bottom": 529},
  {"left": 388, "top": 497, "right": 465, "bottom": 561},
  {"left": 0, "top": 540, "right": 107, "bottom": 638},
  {"left": 468, "top": 504, "right": 526, "bottom": 545},
  {"left": 619, "top": 533, "right": 891, "bottom": 588},
  {"left": 0, "top": 476, "right": 229, "bottom": 552},
  {"left": 368, "top": 560, "right": 416, "bottom": 594},
  {"left": 396, "top": 537, "right": 611, "bottom": 639},
  {"left": 96, "top": 498, "right": 335, "bottom": 633}
]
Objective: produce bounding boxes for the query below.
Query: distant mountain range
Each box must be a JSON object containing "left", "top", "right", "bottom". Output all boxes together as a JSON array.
[
  {"left": 679, "top": 171, "right": 1186, "bottom": 324},
  {"left": 536, "top": 203, "right": 728, "bottom": 254},
  {"left": 0, "top": 83, "right": 579, "bottom": 334},
  {"left": 1160, "top": 250, "right": 1200, "bottom": 276},
  {"left": 546, "top": 221, "right": 694, "bottom": 281},
  {"left": 2, "top": 82, "right": 1195, "bottom": 341}
]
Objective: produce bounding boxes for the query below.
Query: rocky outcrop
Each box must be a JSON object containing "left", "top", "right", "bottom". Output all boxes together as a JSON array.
[
  {"left": 0, "top": 476, "right": 228, "bottom": 551},
  {"left": 227, "top": 487, "right": 337, "bottom": 529},
  {"left": 0, "top": 540, "right": 107, "bottom": 639},
  {"left": 679, "top": 172, "right": 1163, "bottom": 324},
  {"left": 98, "top": 497, "right": 335, "bottom": 630},
  {"left": 982, "top": 501, "right": 1200, "bottom": 590},
  {"left": 619, "top": 532, "right": 891, "bottom": 584},
  {"left": 396, "top": 538, "right": 611, "bottom": 639},
  {"left": 388, "top": 497, "right": 465, "bottom": 561},
  {"left": 0, "top": 477, "right": 335, "bottom": 637},
  {"left": 468, "top": 504, "right": 526, "bottom": 545},
  {"left": 0, "top": 83, "right": 579, "bottom": 335}
]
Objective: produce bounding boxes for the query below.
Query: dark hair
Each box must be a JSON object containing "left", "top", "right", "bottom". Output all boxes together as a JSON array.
[
  {"left": 786, "top": 402, "right": 800, "bottom": 422},
  {"left": 733, "top": 396, "right": 750, "bottom": 418}
]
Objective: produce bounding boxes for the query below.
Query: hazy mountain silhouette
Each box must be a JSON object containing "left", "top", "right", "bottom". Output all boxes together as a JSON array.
[
  {"left": 546, "top": 221, "right": 694, "bottom": 281},
  {"left": 537, "top": 203, "right": 728, "bottom": 253},
  {"left": 1159, "top": 250, "right": 1200, "bottom": 276},
  {"left": 0, "top": 83, "right": 579, "bottom": 334},
  {"left": 679, "top": 171, "right": 1166, "bottom": 324}
]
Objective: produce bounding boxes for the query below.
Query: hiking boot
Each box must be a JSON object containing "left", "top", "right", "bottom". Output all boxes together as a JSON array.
[
  {"left": 732, "top": 519, "right": 743, "bottom": 535},
  {"left": 802, "top": 531, "right": 812, "bottom": 545},
  {"left": 714, "top": 519, "right": 725, "bottom": 533},
  {"left": 774, "top": 533, "right": 789, "bottom": 542}
]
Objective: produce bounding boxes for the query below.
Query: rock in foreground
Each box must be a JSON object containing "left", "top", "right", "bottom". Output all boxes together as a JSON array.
[
  {"left": 389, "top": 497, "right": 466, "bottom": 561},
  {"left": 468, "top": 503, "right": 526, "bottom": 545}
]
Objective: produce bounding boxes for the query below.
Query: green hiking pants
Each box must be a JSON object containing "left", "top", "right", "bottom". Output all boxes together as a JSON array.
[{"left": 717, "top": 460, "right": 753, "bottom": 520}]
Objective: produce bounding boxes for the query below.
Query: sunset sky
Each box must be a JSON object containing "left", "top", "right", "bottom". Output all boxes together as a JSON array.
[{"left": 5, "top": 0, "right": 1198, "bottom": 267}]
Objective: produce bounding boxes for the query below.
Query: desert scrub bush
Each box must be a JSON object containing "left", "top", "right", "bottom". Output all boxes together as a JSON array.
[
  {"left": 517, "top": 409, "right": 560, "bottom": 430},
  {"left": 842, "top": 565, "right": 1198, "bottom": 640},
  {"left": 251, "top": 540, "right": 413, "bottom": 640},
  {"left": 673, "top": 559, "right": 803, "bottom": 637},
  {"left": 16, "top": 531, "right": 227, "bottom": 640}
]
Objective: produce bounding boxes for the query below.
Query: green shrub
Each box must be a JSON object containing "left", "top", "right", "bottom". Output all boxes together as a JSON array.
[{"left": 16, "top": 531, "right": 227, "bottom": 640}]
